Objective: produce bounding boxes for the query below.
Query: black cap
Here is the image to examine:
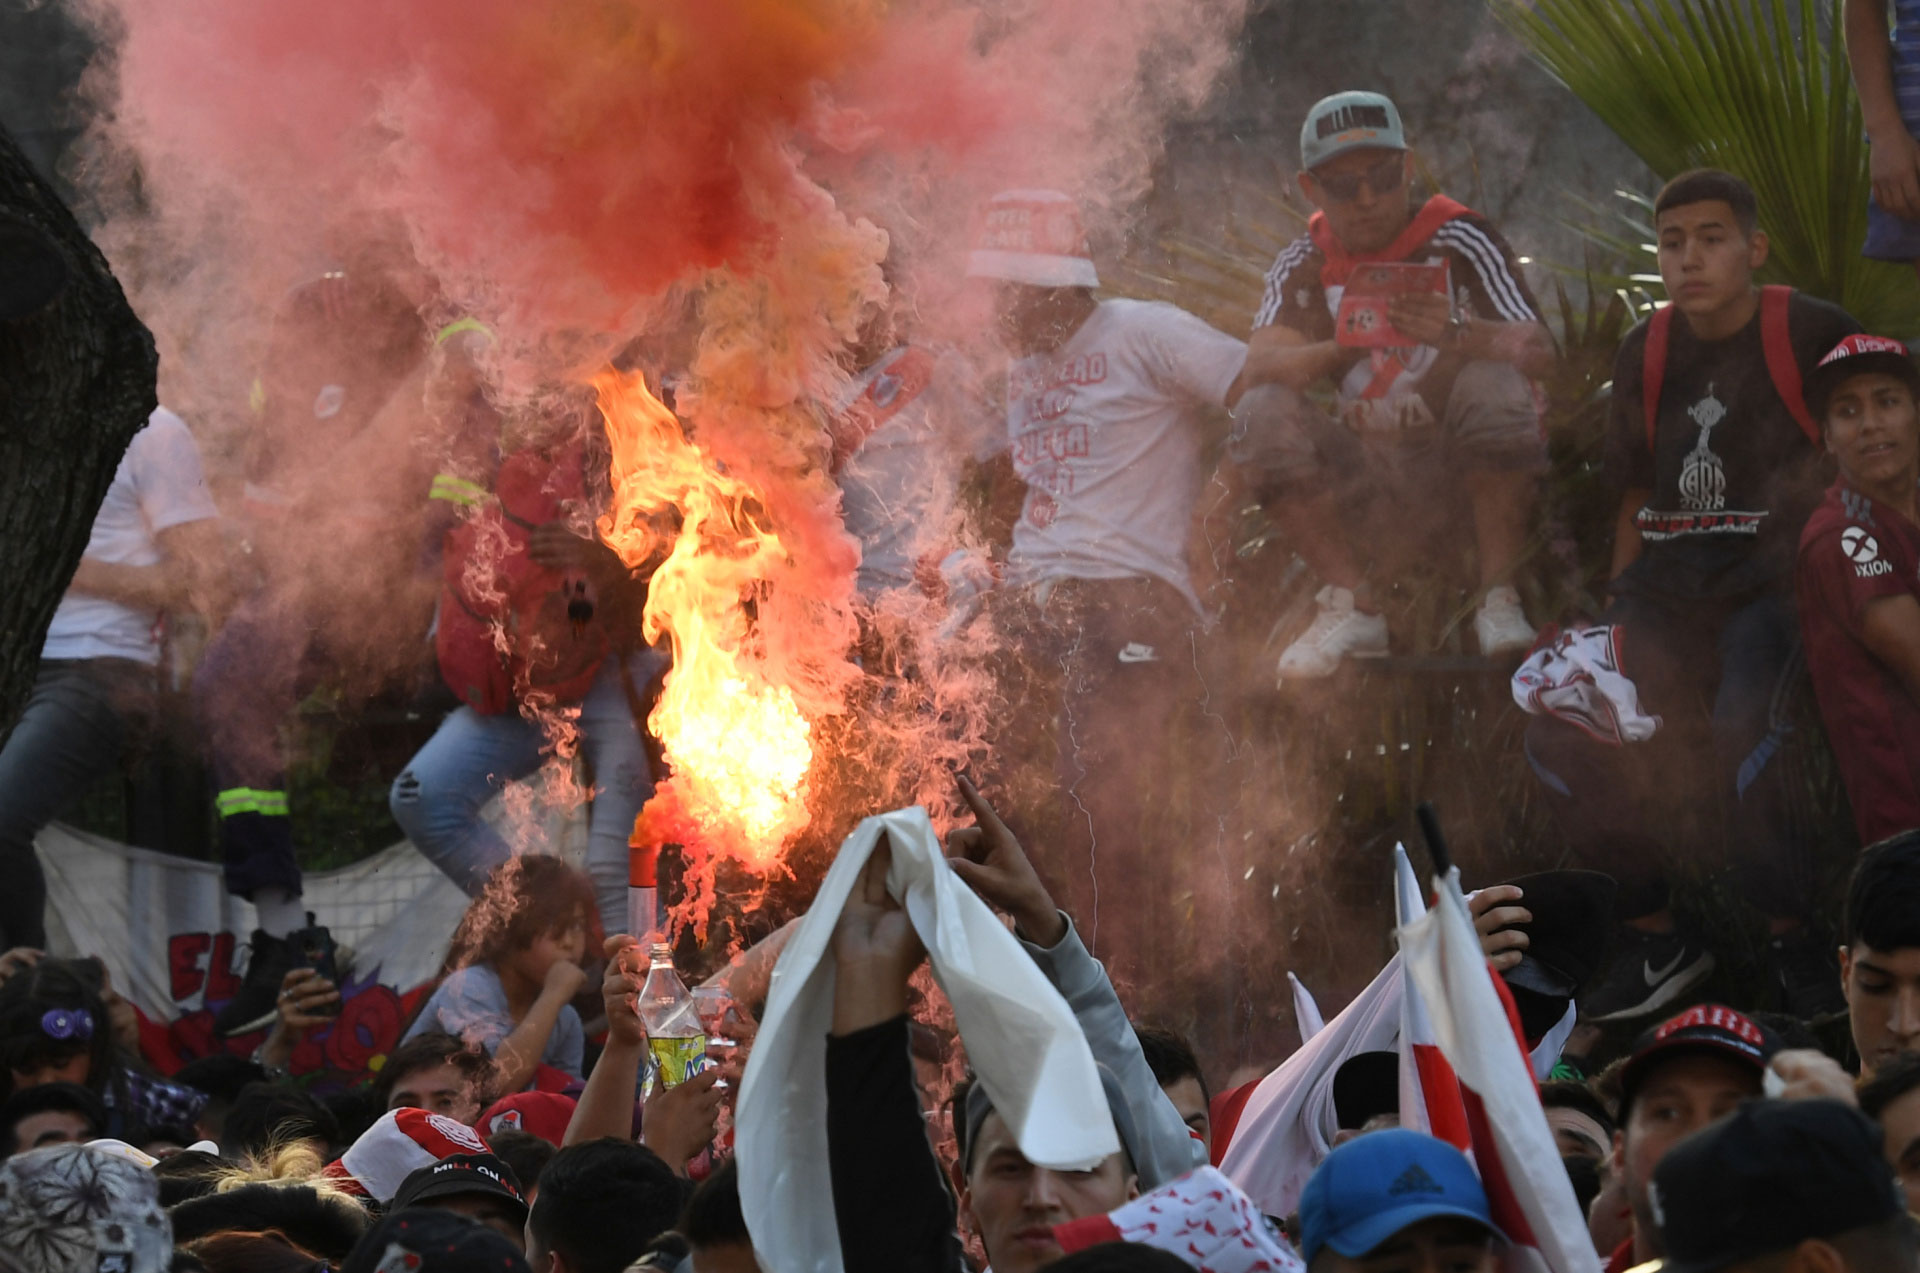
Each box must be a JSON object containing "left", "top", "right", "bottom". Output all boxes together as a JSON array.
[
  {"left": 387, "top": 1152, "right": 528, "bottom": 1229},
  {"left": 1619, "top": 1005, "right": 1780, "bottom": 1119},
  {"left": 342, "top": 1207, "right": 530, "bottom": 1273},
  {"left": 1652, "top": 1100, "right": 1905, "bottom": 1273},
  {"left": 1497, "top": 871, "right": 1616, "bottom": 1000},
  {"left": 1807, "top": 334, "right": 1920, "bottom": 420},
  {"left": 1331, "top": 1051, "right": 1400, "bottom": 1131}
]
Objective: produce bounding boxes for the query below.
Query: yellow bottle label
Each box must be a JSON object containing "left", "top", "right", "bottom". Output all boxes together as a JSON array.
[{"left": 648, "top": 1034, "right": 709, "bottom": 1089}]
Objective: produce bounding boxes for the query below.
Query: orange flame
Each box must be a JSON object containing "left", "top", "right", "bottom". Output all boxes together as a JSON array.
[{"left": 593, "top": 368, "right": 813, "bottom": 873}]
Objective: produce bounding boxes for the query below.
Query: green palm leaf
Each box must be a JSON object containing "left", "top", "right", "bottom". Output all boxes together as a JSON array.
[{"left": 1492, "top": 0, "right": 1920, "bottom": 335}]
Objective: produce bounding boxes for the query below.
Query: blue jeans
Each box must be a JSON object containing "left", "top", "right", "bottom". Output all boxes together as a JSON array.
[
  {"left": 389, "top": 650, "right": 666, "bottom": 938},
  {"left": 0, "top": 660, "right": 156, "bottom": 948}
]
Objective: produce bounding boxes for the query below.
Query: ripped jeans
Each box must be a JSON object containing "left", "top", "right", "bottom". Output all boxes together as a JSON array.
[{"left": 389, "top": 650, "right": 666, "bottom": 939}]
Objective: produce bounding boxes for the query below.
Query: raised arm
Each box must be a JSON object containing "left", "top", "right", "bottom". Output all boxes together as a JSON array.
[
  {"left": 945, "top": 774, "right": 1204, "bottom": 1187},
  {"left": 568, "top": 935, "right": 722, "bottom": 1174},
  {"left": 490, "top": 958, "right": 584, "bottom": 1096},
  {"left": 826, "top": 835, "right": 966, "bottom": 1273}
]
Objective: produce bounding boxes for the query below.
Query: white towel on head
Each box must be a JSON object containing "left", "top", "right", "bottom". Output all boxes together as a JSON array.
[{"left": 736, "top": 805, "right": 1118, "bottom": 1273}]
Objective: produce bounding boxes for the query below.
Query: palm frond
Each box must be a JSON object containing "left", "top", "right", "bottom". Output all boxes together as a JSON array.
[{"left": 1492, "top": 0, "right": 1920, "bottom": 336}]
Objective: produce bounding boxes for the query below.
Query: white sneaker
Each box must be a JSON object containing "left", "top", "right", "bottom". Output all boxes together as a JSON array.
[
  {"left": 1474, "top": 585, "right": 1536, "bottom": 657},
  {"left": 1277, "top": 586, "right": 1389, "bottom": 681}
]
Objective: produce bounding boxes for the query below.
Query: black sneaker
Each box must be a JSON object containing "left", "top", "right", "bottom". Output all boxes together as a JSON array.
[
  {"left": 1580, "top": 924, "right": 1716, "bottom": 1023},
  {"left": 214, "top": 922, "right": 339, "bottom": 1037},
  {"left": 1768, "top": 929, "right": 1848, "bottom": 1025}
]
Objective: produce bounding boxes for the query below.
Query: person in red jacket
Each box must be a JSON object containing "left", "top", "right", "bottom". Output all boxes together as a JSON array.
[{"left": 1796, "top": 334, "right": 1920, "bottom": 847}]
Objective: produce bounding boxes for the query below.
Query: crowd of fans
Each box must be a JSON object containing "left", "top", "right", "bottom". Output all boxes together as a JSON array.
[{"left": 7, "top": 30, "right": 1920, "bottom": 1273}]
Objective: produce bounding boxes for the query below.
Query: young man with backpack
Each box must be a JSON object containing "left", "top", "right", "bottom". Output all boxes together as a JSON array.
[
  {"left": 1523, "top": 169, "right": 1862, "bottom": 1024},
  {"left": 1235, "top": 90, "right": 1560, "bottom": 678}
]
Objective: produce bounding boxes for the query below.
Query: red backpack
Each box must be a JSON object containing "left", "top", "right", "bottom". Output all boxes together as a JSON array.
[
  {"left": 435, "top": 443, "right": 609, "bottom": 715},
  {"left": 1641, "top": 284, "right": 1819, "bottom": 449}
]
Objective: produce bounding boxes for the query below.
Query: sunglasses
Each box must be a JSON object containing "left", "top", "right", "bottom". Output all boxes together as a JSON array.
[{"left": 1310, "top": 153, "right": 1406, "bottom": 204}]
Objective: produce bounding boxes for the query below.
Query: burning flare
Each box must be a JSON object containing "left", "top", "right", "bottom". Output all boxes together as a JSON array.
[{"left": 594, "top": 368, "right": 813, "bottom": 873}]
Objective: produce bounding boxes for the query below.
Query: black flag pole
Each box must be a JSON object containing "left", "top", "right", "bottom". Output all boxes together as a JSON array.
[{"left": 1415, "top": 801, "right": 1453, "bottom": 880}]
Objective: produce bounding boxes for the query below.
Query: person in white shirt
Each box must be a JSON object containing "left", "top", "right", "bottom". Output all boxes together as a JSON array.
[
  {"left": 968, "top": 189, "right": 1248, "bottom": 989},
  {"left": 0, "top": 407, "right": 223, "bottom": 949}
]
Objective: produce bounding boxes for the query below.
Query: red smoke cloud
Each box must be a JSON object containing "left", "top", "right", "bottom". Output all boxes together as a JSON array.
[{"left": 81, "top": 0, "right": 1251, "bottom": 916}]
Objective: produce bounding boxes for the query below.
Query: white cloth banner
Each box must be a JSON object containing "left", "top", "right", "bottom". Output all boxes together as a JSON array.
[
  {"left": 38, "top": 822, "right": 468, "bottom": 1023},
  {"left": 1218, "top": 950, "right": 1403, "bottom": 1220},
  {"left": 737, "top": 805, "right": 1116, "bottom": 1273}
]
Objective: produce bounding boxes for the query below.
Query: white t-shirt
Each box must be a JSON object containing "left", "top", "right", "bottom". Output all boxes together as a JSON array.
[
  {"left": 43, "top": 408, "right": 220, "bottom": 665},
  {"left": 1003, "top": 299, "right": 1246, "bottom": 612}
]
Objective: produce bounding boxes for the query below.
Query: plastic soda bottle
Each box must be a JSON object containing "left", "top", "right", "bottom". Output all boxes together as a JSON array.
[{"left": 638, "top": 942, "right": 707, "bottom": 1093}]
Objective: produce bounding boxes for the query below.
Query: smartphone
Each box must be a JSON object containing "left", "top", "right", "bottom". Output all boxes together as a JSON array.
[{"left": 294, "top": 927, "right": 342, "bottom": 1017}]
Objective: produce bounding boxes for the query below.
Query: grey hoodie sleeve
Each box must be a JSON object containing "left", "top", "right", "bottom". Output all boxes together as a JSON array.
[{"left": 1018, "top": 913, "right": 1207, "bottom": 1188}]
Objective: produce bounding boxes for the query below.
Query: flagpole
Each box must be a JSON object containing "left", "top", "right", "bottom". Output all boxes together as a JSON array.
[{"left": 1415, "top": 801, "right": 1452, "bottom": 879}]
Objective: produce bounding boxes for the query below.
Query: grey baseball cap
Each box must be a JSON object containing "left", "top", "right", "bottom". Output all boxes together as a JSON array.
[{"left": 1300, "top": 91, "right": 1407, "bottom": 171}]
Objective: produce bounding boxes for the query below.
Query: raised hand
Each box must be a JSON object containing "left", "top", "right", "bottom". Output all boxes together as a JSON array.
[
  {"left": 641, "top": 1067, "right": 725, "bottom": 1173},
  {"left": 944, "top": 773, "right": 1067, "bottom": 947},
  {"left": 1468, "top": 884, "right": 1532, "bottom": 973},
  {"left": 542, "top": 957, "right": 589, "bottom": 1003},
  {"left": 601, "top": 934, "right": 645, "bottom": 1046},
  {"left": 830, "top": 834, "right": 926, "bottom": 1036},
  {"left": 259, "top": 967, "right": 342, "bottom": 1071}
]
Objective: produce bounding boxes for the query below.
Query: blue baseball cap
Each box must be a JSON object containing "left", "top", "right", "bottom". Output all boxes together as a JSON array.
[{"left": 1299, "top": 1129, "right": 1501, "bottom": 1263}]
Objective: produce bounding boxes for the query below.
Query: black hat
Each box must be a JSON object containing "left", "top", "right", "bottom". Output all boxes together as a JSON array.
[
  {"left": 1497, "top": 871, "right": 1616, "bottom": 1000},
  {"left": 1331, "top": 1050, "right": 1400, "bottom": 1131},
  {"left": 388, "top": 1152, "right": 528, "bottom": 1229},
  {"left": 1618, "top": 1004, "right": 1780, "bottom": 1119},
  {"left": 1807, "top": 334, "right": 1920, "bottom": 420},
  {"left": 1651, "top": 1100, "right": 1905, "bottom": 1273},
  {"left": 341, "top": 1207, "right": 530, "bottom": 1273}
]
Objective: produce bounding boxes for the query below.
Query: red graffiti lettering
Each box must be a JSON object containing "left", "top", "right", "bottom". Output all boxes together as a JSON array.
[
  {"left": 168, "top": 934, "right": 211, "bottom": 1002},
  {"left": 207, "top": 932, "right": 243, "bottom": 1003}
]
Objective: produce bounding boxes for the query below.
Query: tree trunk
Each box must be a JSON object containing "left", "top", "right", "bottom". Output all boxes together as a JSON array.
[{"left": 0, "top": 124, "right": 158, "bottom": 741}]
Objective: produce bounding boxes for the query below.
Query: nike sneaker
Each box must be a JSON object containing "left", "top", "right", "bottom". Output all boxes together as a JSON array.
[
  {"left": 1767, "top": 927, "right": 1848, "bottom": 1025},
  {"left": 1277, "top": 586, "right": 1389, "bottom": 681},
  {"left": 1580, "top": 923, "right": 1716, "bottom": 1023},
  {"left": 1473, "top": 585, "right": 1537, "bottom": 658}
]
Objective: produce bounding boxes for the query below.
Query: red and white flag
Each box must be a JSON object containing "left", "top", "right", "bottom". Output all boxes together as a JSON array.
[
  {"left": 1398, "top": 867, "right": 1602, "bottom": 1273},
  {"left": 1394, "top": 845, "right": 1470, "bottom": 1150}
]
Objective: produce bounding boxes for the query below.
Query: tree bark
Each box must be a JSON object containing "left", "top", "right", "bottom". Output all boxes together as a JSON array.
[{"left": 0, "top": 124, "right": 158, "bottom": 741}]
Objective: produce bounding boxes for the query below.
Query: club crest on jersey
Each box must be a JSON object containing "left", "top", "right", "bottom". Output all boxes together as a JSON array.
[{"left": 1678, "top": 383, "right": 1728, "bottom": 512}]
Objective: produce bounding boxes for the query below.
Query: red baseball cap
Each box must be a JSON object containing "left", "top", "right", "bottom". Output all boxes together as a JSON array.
[
  {"left": 478, "top": 1091, "right": 577, "bottom": 1147},
  {"left": 1808, "top": 334, "right": 1920, "bottom": 418},
  {"left": 1617, "top": 1003, "right": 1780, "bottom": 1119}
]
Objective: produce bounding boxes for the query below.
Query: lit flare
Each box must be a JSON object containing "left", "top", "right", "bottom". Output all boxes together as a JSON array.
[{"left": 594, "top": 368, "right": 812, "bottom": 872}]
